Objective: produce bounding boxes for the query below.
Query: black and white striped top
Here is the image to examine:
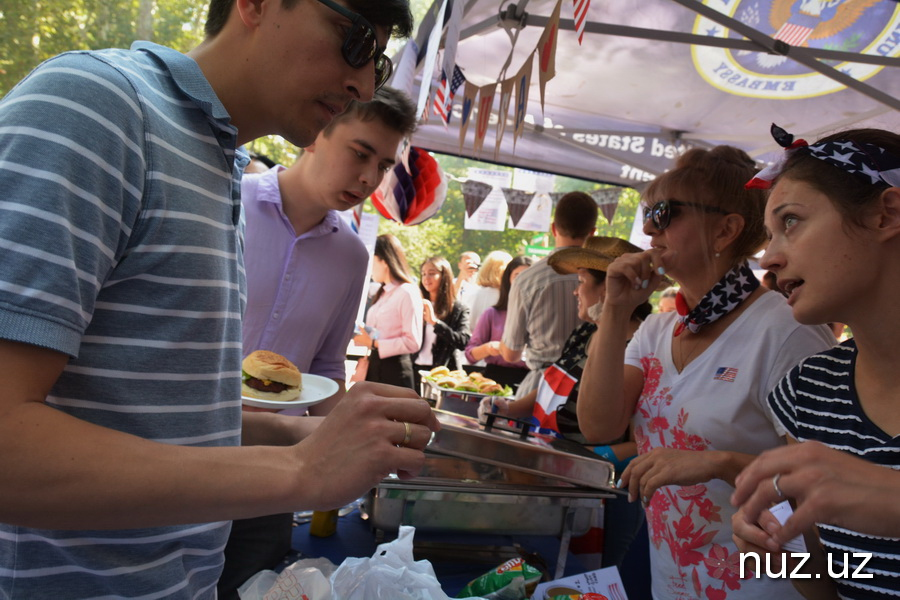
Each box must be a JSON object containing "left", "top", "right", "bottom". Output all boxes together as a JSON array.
[{"left": 769, "top": 339, "right": 900, "bottom": 599}]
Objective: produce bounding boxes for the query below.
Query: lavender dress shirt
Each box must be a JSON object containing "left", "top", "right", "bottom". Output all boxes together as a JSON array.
[{"left": 241, "top": 167, "right": 368, "bottom": 379}]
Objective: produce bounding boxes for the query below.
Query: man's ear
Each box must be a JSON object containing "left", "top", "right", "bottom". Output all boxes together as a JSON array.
[
  {"left": 235, "top": 0, "right": 266, "bottom": 29},
  {"left": 874, "top": 187, "right": 900, "bottom": 242}
]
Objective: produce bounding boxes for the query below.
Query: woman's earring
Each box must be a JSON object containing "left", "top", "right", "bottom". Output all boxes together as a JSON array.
[{"left": 715, "top": 251, "right": 721, "bottom": 259}]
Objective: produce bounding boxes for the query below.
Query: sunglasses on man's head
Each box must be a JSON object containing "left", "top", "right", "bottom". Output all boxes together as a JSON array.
[
  {"left": 642, "top": 199, "right": 729, "bottom": 232},
  {"left": 317, "top": 0, "right": 393, "bottom": 90}
]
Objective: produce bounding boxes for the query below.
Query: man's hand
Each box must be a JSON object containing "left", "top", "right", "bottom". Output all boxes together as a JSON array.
[{"left": 288, "top": 382, "right": 440, "bottom": 511}]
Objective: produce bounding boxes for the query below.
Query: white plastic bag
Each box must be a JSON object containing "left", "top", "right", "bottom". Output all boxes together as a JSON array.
[
  {"left": 331, "top": 525, "right": 471, "bottom": 600},
  {"left": 238, "top": 557, "right": 335, "bottom": 600},
  {"left": 238, "top": 526, "right": 485, "bottom": 600}
]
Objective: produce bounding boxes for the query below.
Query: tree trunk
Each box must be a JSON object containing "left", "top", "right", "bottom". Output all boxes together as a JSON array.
[{"left": 137, "top": 0, "right": 153, "bottom": 41}]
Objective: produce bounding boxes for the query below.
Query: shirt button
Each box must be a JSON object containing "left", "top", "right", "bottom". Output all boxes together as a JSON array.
[{"left": 273, "top": 313, "right": 280, "bottom": 319}]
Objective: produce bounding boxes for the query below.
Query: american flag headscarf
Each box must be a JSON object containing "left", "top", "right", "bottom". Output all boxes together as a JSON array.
[{"left": 746, "top": 124, "right": 900, "bottom": 191}]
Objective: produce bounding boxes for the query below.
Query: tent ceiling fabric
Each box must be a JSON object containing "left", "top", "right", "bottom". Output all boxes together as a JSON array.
[{"left": 405, "top": 0, "right": 900, "bottom": 187}]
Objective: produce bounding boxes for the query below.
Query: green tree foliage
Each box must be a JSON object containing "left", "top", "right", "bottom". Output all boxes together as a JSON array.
[{"left": 0, "top": 0, "right": 207, "bottom": 96}]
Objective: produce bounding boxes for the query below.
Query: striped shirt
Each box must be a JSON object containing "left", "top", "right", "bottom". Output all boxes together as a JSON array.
[
  {"left": 501, "top": 249, "right": 581, "bottom": 369},
  {"left": 0, "top": 42, "right": 245, "bottom": 599},
  {"left": 769, "top": 340, "right": 900, "bottom": 599}
]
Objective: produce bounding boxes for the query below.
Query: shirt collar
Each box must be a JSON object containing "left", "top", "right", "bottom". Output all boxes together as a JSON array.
[
  {"left": 131, "top": 41, "right": 234, "bottom": 129},
  {"left": 256, "top": 166, "right": 341, "bottom": 237}
]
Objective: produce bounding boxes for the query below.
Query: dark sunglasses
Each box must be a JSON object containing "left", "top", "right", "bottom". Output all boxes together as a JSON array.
[
  {"left": 317, "top": 0, "right": 393, "bottom": 90},
  {"left": 642, "top": 199, "right": 729, "bottom": 231}
]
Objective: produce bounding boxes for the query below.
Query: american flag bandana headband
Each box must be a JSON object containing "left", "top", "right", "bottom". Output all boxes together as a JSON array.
[{"left": 746, "top": 124, "right": 900, "bottom": 190}]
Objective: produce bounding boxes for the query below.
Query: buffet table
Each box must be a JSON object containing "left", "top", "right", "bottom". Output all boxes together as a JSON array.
[{"left": 285, "top": 407, "right": 652, "bottom": 599}]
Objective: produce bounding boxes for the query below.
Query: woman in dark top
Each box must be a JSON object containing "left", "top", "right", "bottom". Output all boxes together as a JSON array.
[{"left": 413, "top": 256, "right": 470, "bottom": 390}]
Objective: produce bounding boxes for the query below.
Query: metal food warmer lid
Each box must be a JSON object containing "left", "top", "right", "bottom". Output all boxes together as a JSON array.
[{"left": 420, "top": 409, "right": 618, "bottom": 493}]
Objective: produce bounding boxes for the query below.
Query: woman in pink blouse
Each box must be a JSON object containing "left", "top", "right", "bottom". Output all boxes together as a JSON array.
[
  {"left": 464, "top": 255, "right": 534, "bottom": 388},
  {"left": 354, "top": 234, "right": 423, "bottom": 390}
]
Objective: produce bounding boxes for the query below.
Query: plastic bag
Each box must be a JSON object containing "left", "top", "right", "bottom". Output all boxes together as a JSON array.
[
  {"left": 238, "top": 526, "right": 485, "bottom": 600},
  {"left": 332, "top": 525, "right": 483, "bottom": 599},
  {"left": 238, "top": 557, "right": 335, "bottom": 600}
]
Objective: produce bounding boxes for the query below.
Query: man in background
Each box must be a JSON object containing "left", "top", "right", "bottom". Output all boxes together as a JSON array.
[
  {"left": 221, "top": 86, "right": 416, "bottom": 597},
  {"left": 500, "top": 192, "right": 598, "bottom": 398},
  {"left": 454, "top": 250, "right": 481, "bottom": 306}
]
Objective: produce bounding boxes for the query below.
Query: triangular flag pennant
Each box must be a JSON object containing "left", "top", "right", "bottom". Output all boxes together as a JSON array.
[
  {"left": 415, "top": 0, "right": 448, "bottom": 120},
  {"left": 440, "top": 0, "right": 464, "bottom": 82},
  {"left": 513, "top": 53, "right": 533, "bottom": 147},
  {"left": 473, "top": 83, "right": 496, "bottom": 155},
  {"left": 549, "top": 192, "right": 567, "bottom": 206},
  {"left": 434, "top": 65, "right": 466, "bottom": 126},
  {"left": 495, "top": 77, "right": 515, "bottom": 157},
  {"left": 458, "top": 80, "right": 479, "bottom": 153},
  {"left": 433, "top": 70, "right": 451, "bottom": 125},
  {"left": 537, "top": 0, "right": 561, "bottom": 113},
  {"left": 462, "top": 180, "right": 493, "bottom": 217},
  {"left": 502, "top": 187, "right": 536, "bottom": 227},
  {"left": 591, "top": 188, "right": 622, "bottom": 224},
  {"left": 389, "top": 40, "right": 419, "bottom": 98},
  {"left": 572, "top": 0, "right": 590, "bottom": 45}
]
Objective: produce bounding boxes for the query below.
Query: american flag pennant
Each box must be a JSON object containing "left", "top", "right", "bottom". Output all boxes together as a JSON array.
[
  {"left": 433, "top": 65, "right": 466, "bottom": 126},
  {"left": 537, "top": 0, "right": 562, "bottom": 113},
  {"left": 572, "top": 0, "right": 589, "bottom": 45}
]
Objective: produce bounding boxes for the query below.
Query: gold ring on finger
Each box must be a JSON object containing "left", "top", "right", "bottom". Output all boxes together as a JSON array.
[{"left": 399, "top": 421, "right": 412, "bottom": 448}]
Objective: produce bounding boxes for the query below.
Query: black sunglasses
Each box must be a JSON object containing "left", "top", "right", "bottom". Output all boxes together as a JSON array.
[
  {"left": 317, "top": 0, "right": 393, "bottom": 90},
  {"left": 642, "top": 199, "right": 729, "bottom": 231}
]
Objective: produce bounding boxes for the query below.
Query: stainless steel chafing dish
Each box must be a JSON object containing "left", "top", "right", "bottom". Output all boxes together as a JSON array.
[
  {"left": 362, "top": 410, "right": 620, "bottom": 577},
  {"left": 418, "top": 371, "right": 514, "bottom": 418}
]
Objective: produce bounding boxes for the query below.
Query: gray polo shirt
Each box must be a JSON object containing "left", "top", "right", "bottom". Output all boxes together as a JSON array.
[{"left": 0, "top": 42, "right": 244, "bottom": 599}]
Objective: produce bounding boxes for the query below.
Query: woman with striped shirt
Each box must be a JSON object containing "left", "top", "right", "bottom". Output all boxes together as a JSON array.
[{"left": 731, "top": 126, "right": 900, "bottom": 599}]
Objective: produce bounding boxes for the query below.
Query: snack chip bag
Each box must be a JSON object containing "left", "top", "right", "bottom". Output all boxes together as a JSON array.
[{"left": 456, "top": 557, "right": 542, "bottom": 599}]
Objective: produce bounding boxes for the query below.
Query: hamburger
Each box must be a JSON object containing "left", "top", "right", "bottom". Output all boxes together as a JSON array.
[
  {"left": 241, "top": 350, "right": 302, "bottom": 402},
  {"left": 428, "top": 365, "right": 451, "bottom": 378},
  {"left": 477, "top": 381, "right": 503, "bottom": 394}
]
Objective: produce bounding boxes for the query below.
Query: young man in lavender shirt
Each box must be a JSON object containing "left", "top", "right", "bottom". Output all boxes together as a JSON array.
[{"left": 221, "top": 86, "right": 417, "bottom": 597}]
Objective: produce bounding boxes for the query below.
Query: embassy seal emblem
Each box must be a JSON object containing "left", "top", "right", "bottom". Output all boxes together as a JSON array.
[{"left": 692, "top": 0, "right": 900, "bottom": 99}]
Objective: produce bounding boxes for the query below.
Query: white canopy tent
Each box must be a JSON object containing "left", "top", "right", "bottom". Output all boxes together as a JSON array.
[{"left": 399, "top": 0, "right": 900, "bottom": 187}]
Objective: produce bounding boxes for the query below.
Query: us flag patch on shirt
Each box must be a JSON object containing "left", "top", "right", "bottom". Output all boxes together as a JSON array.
[{"left": 714, "top": 367, "right": 739, "bottom": 382}]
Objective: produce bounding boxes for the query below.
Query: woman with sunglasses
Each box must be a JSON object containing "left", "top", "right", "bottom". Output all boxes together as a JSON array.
[{"left": 578, "top": 146, "right": 835, "bottom": 599}]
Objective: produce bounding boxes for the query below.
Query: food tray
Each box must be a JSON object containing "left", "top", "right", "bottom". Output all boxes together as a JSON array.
[
  {"left": 418, "top": 371, "right": 513, "bottom": 418},
  {"left": 363, "top": 454, "right": 605, "bottom": 536},
  {"left": 426, "top": 410, "right": 617, "bottom": 490}
]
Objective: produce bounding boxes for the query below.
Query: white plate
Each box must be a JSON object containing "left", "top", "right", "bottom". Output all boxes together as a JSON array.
[{"left": 241, "top": 373, "right": 339, "bottom": 410}]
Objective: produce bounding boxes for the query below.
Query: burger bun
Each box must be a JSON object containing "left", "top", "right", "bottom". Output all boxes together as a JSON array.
[{"left": 242, "top": 350, "right": 302, "bottom": 402}]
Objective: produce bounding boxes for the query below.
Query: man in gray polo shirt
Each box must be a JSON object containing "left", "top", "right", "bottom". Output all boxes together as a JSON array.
[
  {"left": 500, "top": 191, "right": 599, "bottom": 398},
  {"left": 0, "top": 1, "right": 438, "bottom": 598}
]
